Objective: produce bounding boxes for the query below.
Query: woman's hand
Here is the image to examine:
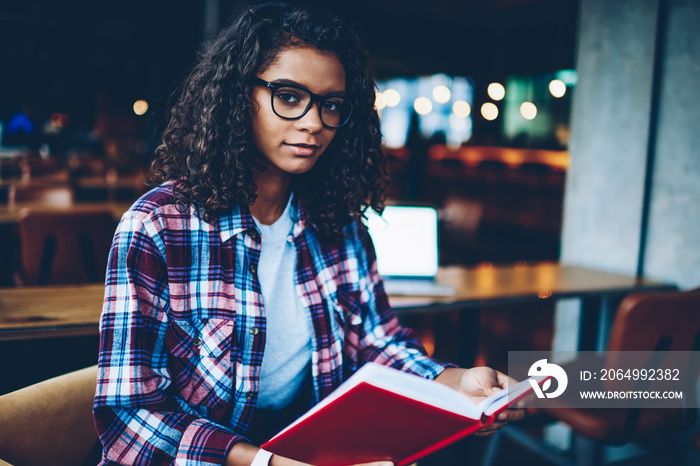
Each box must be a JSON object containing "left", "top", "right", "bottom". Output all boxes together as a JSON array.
[{"left": 434, "top": 367, "right": 527, "bottom": 436}]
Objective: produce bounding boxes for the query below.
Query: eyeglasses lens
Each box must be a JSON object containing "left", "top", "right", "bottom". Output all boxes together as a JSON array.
[{"left": 272, "top": 86, "right": 351, "bottom": 128}]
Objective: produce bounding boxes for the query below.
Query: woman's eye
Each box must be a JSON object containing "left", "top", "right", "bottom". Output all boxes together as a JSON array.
[
  {"left": 323, "top": 99, "right": 343, "bottom": 113},
  {"left": 275, "top": 89, "right": 303, "bottom": 105}
]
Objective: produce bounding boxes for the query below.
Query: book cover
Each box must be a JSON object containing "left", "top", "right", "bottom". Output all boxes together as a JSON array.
[{"left": 262, "top": 363, "right": 546, "bottom": 466}]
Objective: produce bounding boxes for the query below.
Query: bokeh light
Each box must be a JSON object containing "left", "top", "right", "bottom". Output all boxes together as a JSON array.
[
  {"left": 448, "top": 114, "right": 468, "bottom": 130},
  {"left": 549, "top": 79, "right": 566, "bottom": 98},
  {"left": 375, "top": 91, "right": 386, "bottom": 110},
  {"left": 481, "top": 102, "right": 499, "bottom": 121},
  {"left": 520, "top": 102, "right": 538, "bottom": 120},
  {"left": 414, "top": 97, "right": 433, "bottom": 115},
  {"left": 487, "top": 83, "right": 505, "bottom": 101},
  {"left": 133, "top": 100, "right": 149, "bottom": 116},
  {"left": 452, "top": 100, "right": 471, "bottom": 118},
  {"left": 383, "top": 89, "right": 401, "bottom": 107},
  {"left": 432, "top": 85, "right": 451, "bottom": 104},
  {"left": 50, "top": 113, "right": 69, "bottom": 128}
]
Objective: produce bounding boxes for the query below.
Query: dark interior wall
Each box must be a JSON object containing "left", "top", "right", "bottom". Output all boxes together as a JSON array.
[
  {"left": 0, "top": 0, "right": 577, "bottom": 125},
  {"left": 0, "top": 1, "right": 204, "bottom": 141}
]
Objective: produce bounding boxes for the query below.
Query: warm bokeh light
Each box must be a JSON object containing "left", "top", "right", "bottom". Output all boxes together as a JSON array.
[
  {"left": 383, "top": 89, "right": 401, "bottom": 107},
  {"left": 549, "top": 79, "right": 567, "bottom": 98},
  {"left": 487, "top": 82, "right": 505, "bottom": 101},
  {"left": 514, "top": 260, "right": 529, "bottom": 270},
  {"left": 480, "top": 102, "right": 499, "bottom": 121},
  {"left": 133, "top": 100, "right": 149, "bottom": 116},
  {"left": 50, "top": 113, "right": 69, "bottom": 128},
  {"left": 414, "top": 97, "right": 433, "bottom": 115},
  {"left": 375, "top": 91, "right": 386, "bottom": 110},
  {"left": 432, "top": 85, "right": 451, "bottom": 104},
  {"left": 452, "top": 100, "right": 471, "bottom": 117},
  {"left": 448, "top": 114, "right": 468, "bottom": 130},
  {"left": 520, "top": 101, "right": 537, "bottom": 120}
]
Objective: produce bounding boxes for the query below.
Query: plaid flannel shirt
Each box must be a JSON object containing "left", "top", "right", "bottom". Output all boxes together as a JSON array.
[{"left": 94, "top": 183, "right": 452, "bottom": 465}]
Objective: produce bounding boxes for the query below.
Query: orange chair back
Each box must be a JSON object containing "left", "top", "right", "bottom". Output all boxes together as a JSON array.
[
  {"left": 18, "top": 209, "right": 116, "bottom": 285},
  {"left": 607, "top": 288, "right": 700, "bottom": 353}
]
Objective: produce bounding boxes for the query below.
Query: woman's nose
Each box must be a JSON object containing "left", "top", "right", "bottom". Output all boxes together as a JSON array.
[{"left": 295, "top": 102, "right": 324, "bottom": 133}]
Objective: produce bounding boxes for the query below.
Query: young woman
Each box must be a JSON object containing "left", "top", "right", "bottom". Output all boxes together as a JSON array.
[{"left": 93, "top": 3, "right": 523, "bottom": 465}]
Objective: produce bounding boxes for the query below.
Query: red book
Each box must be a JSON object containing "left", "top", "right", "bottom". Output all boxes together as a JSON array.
[{"left": 263, "top": 363, "right": 547, "bottom": 466}]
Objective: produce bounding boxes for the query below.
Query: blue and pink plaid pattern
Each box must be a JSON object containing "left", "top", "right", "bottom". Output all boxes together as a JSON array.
[{"left": 94, "top": 183, "right": 452, "bottom": 465}]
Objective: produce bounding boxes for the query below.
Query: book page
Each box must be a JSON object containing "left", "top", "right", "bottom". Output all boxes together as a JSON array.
[
  {"left": 365, "top": 364, "right": 481, "bottom": 418},
  {"left": 478, "top": 376, "right": 547, "bottom": 417}
]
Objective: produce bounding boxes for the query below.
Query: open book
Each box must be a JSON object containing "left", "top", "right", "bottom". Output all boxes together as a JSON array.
[{"left": 262, "top": 363, "right": 547, "bottom": 466}]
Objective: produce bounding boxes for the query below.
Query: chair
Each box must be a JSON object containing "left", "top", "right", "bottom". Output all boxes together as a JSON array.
[
  {"left": 0, "top": 365, "right": 100, "bottom": 466},
  {"left": 483, "top": 287, "right": 700, "bottom": 466},
  {"left": 16, "top": 209, "right": 116, "bottom": 285}
]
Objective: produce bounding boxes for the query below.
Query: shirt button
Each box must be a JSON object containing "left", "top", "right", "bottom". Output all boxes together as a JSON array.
[
  {"left": 249, "top": 264, "right": 257, "bottom": 275},
  {"left": 193, "top": 337, "right": 202, "bottom": 348},
  {"left": 246, "top": 392, "right": 255, "bottom": 401},
  {"left": 249, "top": 230, "right": 259, "bottom": 242},
  {"left": 249, "top": 327, "right": 259, "bottom": 336}
]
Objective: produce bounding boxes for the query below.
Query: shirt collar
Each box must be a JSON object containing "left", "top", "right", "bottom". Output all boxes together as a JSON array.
[
  {"left": 218, "top": 203, "right": 255, "bottom": 243},
  {"left": 217, "top": 192, "right": 308, "bottom": 243}
]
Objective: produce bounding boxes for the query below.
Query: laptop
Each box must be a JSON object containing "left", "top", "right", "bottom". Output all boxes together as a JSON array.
[{"left": 365, "top": 205, "right": 455, "bottom": 296}]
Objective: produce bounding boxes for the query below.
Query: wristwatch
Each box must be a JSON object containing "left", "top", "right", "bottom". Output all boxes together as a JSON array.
[{"left": 251, "top": 448, "right": 273, "bottom": 466}]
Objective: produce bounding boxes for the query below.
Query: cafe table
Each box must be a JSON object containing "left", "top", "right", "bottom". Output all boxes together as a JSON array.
[
  {"left": 0, "top": 263, "right": 677, "bottom": 351},
  {"left": 0, "top": 201, "right": 132, "bottom": 225}
]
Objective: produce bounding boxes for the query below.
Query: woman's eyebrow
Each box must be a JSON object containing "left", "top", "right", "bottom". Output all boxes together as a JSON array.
[{"left": 271, "top": 78, "right": 346, "bottom": 96}]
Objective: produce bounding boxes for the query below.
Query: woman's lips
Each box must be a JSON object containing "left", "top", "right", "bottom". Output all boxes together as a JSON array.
[{"left": 285, "top": 143, "right": 319, "bottom": 157}]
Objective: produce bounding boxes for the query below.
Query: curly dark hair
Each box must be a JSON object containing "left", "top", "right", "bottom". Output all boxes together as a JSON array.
[{"left": 150, "top": 2, "right": 388, "bottom": 243}]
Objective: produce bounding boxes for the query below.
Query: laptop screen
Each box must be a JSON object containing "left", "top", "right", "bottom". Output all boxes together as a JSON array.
[{"left": 365, "top": 205, "right": 439, "bottom": 278}]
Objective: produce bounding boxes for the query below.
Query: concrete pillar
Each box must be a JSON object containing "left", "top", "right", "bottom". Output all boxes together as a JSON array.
[
  {"left": 561, "top": 0, "right": 700, "bottom": 289},
  {"left": 643, "top": 0, "right": 700, "bottom": 289},
  {"left": 561, "top": 0, "right": 659, "bottom": 276}
]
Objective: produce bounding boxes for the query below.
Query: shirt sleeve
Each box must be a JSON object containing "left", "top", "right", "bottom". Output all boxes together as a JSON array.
[
  {"left": 94, "top": 213, "right": 245, "bottom": 465},
  {"left": 343, "top": 219, "right": 457, "bottom": 380}
]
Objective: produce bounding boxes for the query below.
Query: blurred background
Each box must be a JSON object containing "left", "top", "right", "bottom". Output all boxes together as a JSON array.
[{"left": 0, "top": 0, "right": 577, "bottom": 273}]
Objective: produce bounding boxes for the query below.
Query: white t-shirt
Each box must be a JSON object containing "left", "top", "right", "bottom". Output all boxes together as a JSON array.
[{"left": 252, "top": 196, "right": 313, "bottom": 409}]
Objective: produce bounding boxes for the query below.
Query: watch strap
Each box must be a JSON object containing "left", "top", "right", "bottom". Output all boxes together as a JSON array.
[{"left": 251, "top": 448, "right": 273, "bottom": 466}]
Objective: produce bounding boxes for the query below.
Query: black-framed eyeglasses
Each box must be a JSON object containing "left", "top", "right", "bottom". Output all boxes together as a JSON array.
[{"left": 253, "top": 77, "right": 353, "bottom": 129}]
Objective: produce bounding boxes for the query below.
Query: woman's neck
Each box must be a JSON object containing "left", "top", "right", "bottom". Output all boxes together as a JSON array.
[{"left": 250, "top": 170, "right": 292, "bottom": 226}]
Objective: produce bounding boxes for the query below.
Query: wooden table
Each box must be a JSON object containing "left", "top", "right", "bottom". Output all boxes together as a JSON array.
[
  {"left": 391, "top": 263, "right": 677, "bottom": 357},
  {"left": 0, "top": 201, "right": 132, "bottom": 225},
  {"left": 0, "top": 284, "right": 106, "bottom": 341},
  {"left": 0, "top": 263, "right": 676, "bottom": 345},
  {"left": 389, "top": 262, "right": 674, "bottom": 310}
]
